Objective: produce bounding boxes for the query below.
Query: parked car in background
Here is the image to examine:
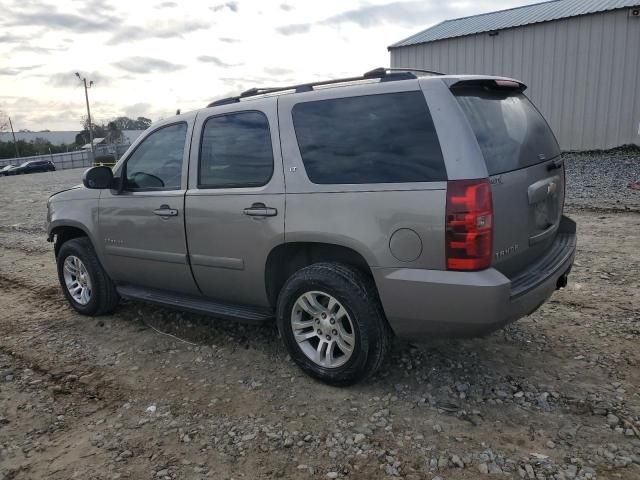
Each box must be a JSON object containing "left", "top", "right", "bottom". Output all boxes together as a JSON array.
[
  {"left": 0, "top": 165, "right": 16, "bottom": 176},
  {"left": 46, "top": 68, "right": 576, "bottom": 385},
  {"left": 2, "top": 165, "right": 20, "bottom": 175},
  {"left": 9, "top": 160, "right": 56, "bottom": 175}
]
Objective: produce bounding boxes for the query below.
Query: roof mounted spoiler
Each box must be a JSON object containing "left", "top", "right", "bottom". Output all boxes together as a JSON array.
[{"left": 206, "top": 67, "right": 443, "bottom": 107}]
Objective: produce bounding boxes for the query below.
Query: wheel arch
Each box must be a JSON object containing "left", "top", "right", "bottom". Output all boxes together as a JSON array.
[
  {"left": 50, "top": 223, "right": 91, "bottom": 258},
  {"left": 264, "top": 241, "right": 377, "bottom": 309}
]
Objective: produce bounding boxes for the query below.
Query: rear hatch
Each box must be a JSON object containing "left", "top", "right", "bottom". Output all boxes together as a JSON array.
[{"left": 452, "top": 80, "right": 564, "bottom": 277}]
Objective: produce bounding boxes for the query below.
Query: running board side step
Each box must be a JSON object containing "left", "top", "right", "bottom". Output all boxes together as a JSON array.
[{"left": 116, "top": 285, "right": 273, "bottom": 323}]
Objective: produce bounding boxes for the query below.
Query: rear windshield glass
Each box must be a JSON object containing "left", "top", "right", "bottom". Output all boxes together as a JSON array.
[
  {"left": 292, "top": 91, "right": 446, "bottom": 184},
  {"left": 453, "top": 87, "right": 560, "bottom": 175}
]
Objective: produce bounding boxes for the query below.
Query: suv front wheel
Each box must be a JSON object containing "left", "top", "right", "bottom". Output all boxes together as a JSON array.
[
  {"left": 277, "top": 263, "right": 391, "bottom": 386},
  {"left": 56, "top": 237, "right": 119, "bottom": 316}
]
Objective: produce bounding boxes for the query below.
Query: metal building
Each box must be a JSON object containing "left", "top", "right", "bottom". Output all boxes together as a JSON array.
[{"left": 389, "top": 0, "right": 640, "bottom": 151}]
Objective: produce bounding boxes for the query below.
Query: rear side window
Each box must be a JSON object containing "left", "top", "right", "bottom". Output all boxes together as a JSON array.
[
  {"left": 292, "top": 91, "right": 446, "bottom": 184},
  {"left": 199, "top": 111, "right": 273, "bottom": 188},
  {"left": 453, "top": 87, "right": 560, "bottom": 175}
]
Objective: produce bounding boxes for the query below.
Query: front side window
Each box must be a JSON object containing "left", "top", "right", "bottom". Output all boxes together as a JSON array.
[
  {"left": 292, "top": 91, "right": 447, "bottom": 184},
  {"left": 124, "top": 123, "right": 187, "bottom": 191},
  {"left": 199, "top": 111, "right": 273, "bottom": 188}
]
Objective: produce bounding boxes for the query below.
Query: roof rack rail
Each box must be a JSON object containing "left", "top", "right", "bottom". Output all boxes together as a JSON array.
[
  {"left": 385, "top": 67, "right": 445, "bottom": 76},
  {"left": 206, "top": 67, "right": 438, "bottom": 108}
]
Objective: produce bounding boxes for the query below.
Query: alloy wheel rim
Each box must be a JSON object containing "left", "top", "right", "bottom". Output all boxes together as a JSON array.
[
  {"left": 63, "top": 255, "right": 92, "bottom": 305},
  {"left": 291, "top": 290, "right": 356, "bottom": 369}
]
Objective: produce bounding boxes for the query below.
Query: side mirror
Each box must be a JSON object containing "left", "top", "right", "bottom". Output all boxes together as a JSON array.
[{"left": 82, "top": 166, "right": 114, "bottom": 189}]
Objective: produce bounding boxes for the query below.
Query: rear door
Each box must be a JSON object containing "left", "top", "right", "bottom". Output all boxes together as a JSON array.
[{"left": 452, "top": 81, "right": 564, "bottom": 276}]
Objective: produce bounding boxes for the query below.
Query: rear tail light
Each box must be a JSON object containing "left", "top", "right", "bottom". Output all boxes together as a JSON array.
[{"left": 446, "top": 179, "right": 493, "bottom": 271}]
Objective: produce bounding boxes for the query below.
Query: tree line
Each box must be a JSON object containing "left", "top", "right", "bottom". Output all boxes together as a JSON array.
[
  {"left": 74, "top": 116, "right": 152, "bottom": 146},
  {"left": 0, "top": 114, "right": 152, "bottom": 161}
]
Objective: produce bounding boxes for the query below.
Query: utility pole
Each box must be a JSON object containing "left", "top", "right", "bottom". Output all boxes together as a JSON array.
[
  {"left": 76, "top": 72, "right": 95, "bottom": 162},
  {"left": 8, "top": 116, "right": 19, "bottom": 158}
]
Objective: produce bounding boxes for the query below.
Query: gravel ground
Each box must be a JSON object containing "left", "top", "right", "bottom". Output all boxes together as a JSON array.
[
  {"left": 563, "top": 147, "right": 640, "bottom": 212},
  {"left": 0, "top": 161, "right": 639, "bottom": 480}
]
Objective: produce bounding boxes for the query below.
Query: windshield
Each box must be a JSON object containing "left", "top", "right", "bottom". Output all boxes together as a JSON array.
[{"left": 454, "top": 87, "right": 560, "bottom": 175}]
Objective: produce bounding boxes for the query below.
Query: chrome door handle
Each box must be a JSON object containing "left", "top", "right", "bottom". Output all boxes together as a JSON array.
[
  {"left": 243, "top": 203, "right": 278, "bottom": 217},
  {"left": 153, "top": 204, "right": 178, "bottom": 217}
]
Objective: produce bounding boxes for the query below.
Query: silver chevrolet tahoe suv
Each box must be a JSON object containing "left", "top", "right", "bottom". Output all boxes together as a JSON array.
[{"left": 46, "top": 68, "right": 576, "bottom": 385}]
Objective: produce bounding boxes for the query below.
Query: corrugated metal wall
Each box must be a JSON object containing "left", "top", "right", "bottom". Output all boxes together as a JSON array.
[{"left": 390, "top": 8, "right": 640, "bottom": 151}]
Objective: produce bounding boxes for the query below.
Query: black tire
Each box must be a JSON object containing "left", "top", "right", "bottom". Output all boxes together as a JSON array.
[
  {"left": 276, "top": 263, "right": 392, "bottom": 386},
  {"left": 56, "top": 237, "right": 119, "bottom": 315}
]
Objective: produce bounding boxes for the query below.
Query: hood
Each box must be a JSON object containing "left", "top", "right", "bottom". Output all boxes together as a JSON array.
[{"left": 48, "top": 184, "right": 97, "bottom": 202}]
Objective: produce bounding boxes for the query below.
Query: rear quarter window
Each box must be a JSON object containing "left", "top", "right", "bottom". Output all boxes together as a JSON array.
[
  {"left": 453, "top": 87, "right": 560, "bottom": 175},
  {"left": 292, "top": 91, "right": 446, "bottom": 184}
]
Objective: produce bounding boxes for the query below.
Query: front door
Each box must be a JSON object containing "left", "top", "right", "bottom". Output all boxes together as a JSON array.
[
  {"left": 185, "top": 99, "right": 285, "bottom": 307},
  {"left": 99, "top": 119, "right": 199, "bottom": 295}
]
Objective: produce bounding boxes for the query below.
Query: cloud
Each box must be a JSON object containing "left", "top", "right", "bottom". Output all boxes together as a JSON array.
[
  {"left": 124, "top": 102, "right": 153, "bottom": 118},
  {"left": 0, "top": 95, "right": 85, "bottom": 131},
  {"left": 48, "top": 72, "right": 81, "bottom": 86},
  {"left": 113, "top": 57, "right": 184, "bottom": 74},
  {"left": 0, "top": 65, "right": 42, "bottom": 76},
  {"left": 14, "top": 44, "right": 67, "bottom": 54},
  {"left": 108, "top": 19, "right": 210, "bottom": 44},
  {"left": 0, "top": 32, "right": 66, "bottom": 54},
  {"left": 280, "top": 3, "right": 293, "bottom": 11},
  {"left": 0, "top": 68, "right": 22, "bottom": 76},
  {"left": 48, "top": 71, "right": 112, "bottom": 87},
  {"left": 322, "top": 1, "right": 457, "bottom": 28},
  {"left": 276, "top": 23, "right": 311, "bottom": 35},
  {"left": 155, "top": 1, "right": 177, "bottom": 8},
  {"left": 277, "top": 1, "right": 459, "bottom": 35},
  {"left": 73, "top": 0, "right": 118, "bottom": 17},
  {"left": 8, "top": 11, "right": 116, "bottom": 33},
  {"left": 211, "top": 1, "right": 238, "bottom": 13},
  {"left": 0, "top": 33, "right": 25, "bottom": 43},
  {"left": 219, "top": 37, "right": 240, "bottom": 43},
  {"left": 122, "top": 102, "right": 176, "bottom": 125},
  {"left": 197, "top": 56, "right": 239, "bottom": 68},
  {"left": 219, "top": 74, "right": 290, "bottom": 86},
  {"left": 264, "top": 67, "right": 293, "bottom": 76}
]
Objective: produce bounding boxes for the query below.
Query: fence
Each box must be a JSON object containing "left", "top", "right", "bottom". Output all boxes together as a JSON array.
[{"left": 0, "top": 144, "right": 132, "bottom": 170}]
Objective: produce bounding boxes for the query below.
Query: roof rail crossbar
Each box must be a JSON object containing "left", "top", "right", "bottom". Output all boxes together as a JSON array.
[{"left": 206, "top": 67, "right": 427, "bottom": 107}]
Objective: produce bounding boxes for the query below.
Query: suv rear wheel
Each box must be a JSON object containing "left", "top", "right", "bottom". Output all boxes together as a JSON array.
[
  {"left": 56, "top": 237, "right": 119, "bottom": 315},
  {"left": 276, "top": 263, "right": 391, "bottom": 386}
]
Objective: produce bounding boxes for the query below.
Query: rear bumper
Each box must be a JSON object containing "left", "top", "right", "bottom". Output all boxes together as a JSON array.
[{"left": 374, "top": 216, "right": 576, "bottom": 339}]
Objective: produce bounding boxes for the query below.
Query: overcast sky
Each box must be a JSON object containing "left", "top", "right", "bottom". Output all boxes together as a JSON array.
[{"left": 0, "top": 0, "right": 532, "bottom": 131}]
